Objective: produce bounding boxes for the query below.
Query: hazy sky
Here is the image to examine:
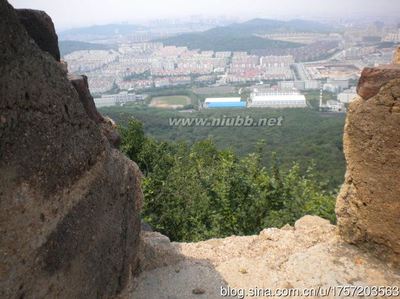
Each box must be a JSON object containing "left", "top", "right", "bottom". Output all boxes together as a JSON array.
[{"left": 9, "top": 0, "right": 400, "bottom": 30}]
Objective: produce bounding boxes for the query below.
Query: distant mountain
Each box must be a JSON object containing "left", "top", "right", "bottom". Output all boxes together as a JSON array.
[
  {"left": 229, "top": 18, "right": 334, "bottom": 34},
  {"left": 59, "top": 40, "right": 117, "bottom": 57},
  {"left": 156, "top": 18, "right": 335, "bottom": 52},
  {"left": 58, "top": 24, "right": 146, "bottom": 41},
  {"left": 376, "top": 41, "right": 400, "bottom": 49},
  {"left": 157, "top": 34, "right": 301, "bottom": 52}
]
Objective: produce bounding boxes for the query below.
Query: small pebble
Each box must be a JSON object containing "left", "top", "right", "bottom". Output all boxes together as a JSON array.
[
  {"left": 239, "top": 268, "right": 248, "bottom": 274},
  {"left": 192, "top": 288, "right": 206, "bottom": 295}
]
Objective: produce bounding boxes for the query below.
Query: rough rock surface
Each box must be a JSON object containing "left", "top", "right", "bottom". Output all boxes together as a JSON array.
[
  {"left": 16, "top": 8, "right": 60, "bottom": 61},
  {"left": 69, "top": 74, "right": 121, "bottom": 147},
  {"left": 356, "top": 65, "right": 400, "bottom": 100},
  {"left": 126, "top": 216, "right": 400, "bottom": 299},
  {"left": 0, "top": 1, "right": 141, "bottom": 298},
  {"left": 337, "top": 61, "right": 400, "bottom": 265},
  {"left": 69, "top": 74, "right": 105, "bottom": 123}
]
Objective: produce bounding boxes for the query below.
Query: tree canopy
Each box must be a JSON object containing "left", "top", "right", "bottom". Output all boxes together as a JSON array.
[{"left": 120, "top": 119, "right": 336, "bottom": 242}]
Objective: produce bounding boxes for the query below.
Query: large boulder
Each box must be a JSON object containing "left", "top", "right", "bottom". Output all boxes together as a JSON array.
[
  {"left": 16, "top": 8, "right": 60, "bottom": 61},
  {"left": 336, "top": 59, "right": 400, "bottom": 265},
  {"left": 0, "top": 1, "right": 142, "bottom": 298}
]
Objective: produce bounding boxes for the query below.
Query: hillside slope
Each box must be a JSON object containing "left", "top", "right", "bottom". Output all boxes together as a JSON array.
[
  {"left": 59, "top": 40, "right": 116, "bottom": 56},
  {"left": 157, "top": 18, "right": 333, "bottom": 51}
]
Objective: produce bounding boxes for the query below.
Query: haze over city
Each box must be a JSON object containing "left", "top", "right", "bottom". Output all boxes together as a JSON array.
[{"left": 9, "top": 0, "right": 400, "bottom": 30}]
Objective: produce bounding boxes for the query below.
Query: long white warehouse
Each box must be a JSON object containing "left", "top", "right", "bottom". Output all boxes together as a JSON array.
[{"left": 249, "top": 92, "right": 307, "bottom": 108}]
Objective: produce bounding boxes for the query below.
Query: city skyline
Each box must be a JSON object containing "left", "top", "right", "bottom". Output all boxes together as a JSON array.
[{"left": 9, "top": 0, "right": 400, "bottom": 30}]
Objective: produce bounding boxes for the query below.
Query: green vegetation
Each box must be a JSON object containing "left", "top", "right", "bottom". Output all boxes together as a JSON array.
[
  {"left": 159, "top": 33, "right": 302, "bottom": 52},
  {"left": 230, "top": 18, "right": 334, "bottom": 34},
  {"left": 120, "top": 119, "right": 336, "bottom": 242},
  {"left": 304, "top": 90, "right": 337, "bottom": 110},
  {"left": 100, "top": 106, "right": 346, "bottom": 191},
  {"left": 157, "top": 18, "right": 334, "bottom": 52},
  {"left": 100, "top": 88, "right": 345, "bottom": 242}
]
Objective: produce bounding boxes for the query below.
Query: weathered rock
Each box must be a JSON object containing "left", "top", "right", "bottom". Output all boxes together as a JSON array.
[
  {"left": 337, "top": 69, "right": 400, "bottom": 265},
  {"left": 137, "top": 232, "right": 184, "bottom": 272},
  {"left": 16, "top": 8, "right": 60, "bottom": 61},
  {"left": 129, "top": 216, "right": 400, "bottom": 299},
  {"left": 394, "top": 47, "right": 400, "bottom": 65},
  {"left": 60, "top": 60, "right": 69, "bottom": 74},
  {"left": 101, "top": 116, "right": 122, "bottom": 148},
  {"left": 0, "top": 1, "right": 141, "bottom": 298},
  {"left": 69, "top": 74, "right": 121, "bottom": 147},
  {"left": 356, "top": 65, "right": 400, "bottom": 100},
  {"left": 69, "top": 74, "right": 105, "bottom": 123}
]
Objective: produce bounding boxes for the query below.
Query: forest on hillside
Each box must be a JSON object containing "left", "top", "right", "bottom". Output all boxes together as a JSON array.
[
  {"left": 97, "top": 105, "right": 346, "bottom": 241},
  {"left": 100, "top": 106, "right": 346, "bottom": 191},
  {"left": 119, "top": 119, "right": 337, "bottom": 241},
  {"left": 157, "top": 18, "right": 333, "bottom": 52}
]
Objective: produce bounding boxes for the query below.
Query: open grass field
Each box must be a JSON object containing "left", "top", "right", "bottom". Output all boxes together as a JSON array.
[{"left": 149, "top": 95, "right": 191, "bottom": 108}]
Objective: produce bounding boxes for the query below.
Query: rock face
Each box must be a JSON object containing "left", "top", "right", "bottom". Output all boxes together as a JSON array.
[
  {"left": 16, "top": 8, "right": 60, "bottom": 61},
  {"left": 69, "top": 74, "right": 121, "bottom": 147},
  {"left": 356, "top": 65, "right": 400, "bottom": 100},
  {"left": 336, "top": 61, "right": 400, "bottom": 265},
  {"left": 0, "top": 1, "right": 142, "bottom": 298},
  {"left": 69, "top": 74, "right": 105, "bottom": 123},
  {"left": 128, "top": 216, "right": 400, "bottom": 299}
]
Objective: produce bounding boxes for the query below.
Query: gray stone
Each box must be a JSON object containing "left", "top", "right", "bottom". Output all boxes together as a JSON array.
[
  {"left": 0, "top": 1, "right": 142, "bottom": 298},
  {"left": 16, "top": 8, "right": 60, "bottom": 61}
]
